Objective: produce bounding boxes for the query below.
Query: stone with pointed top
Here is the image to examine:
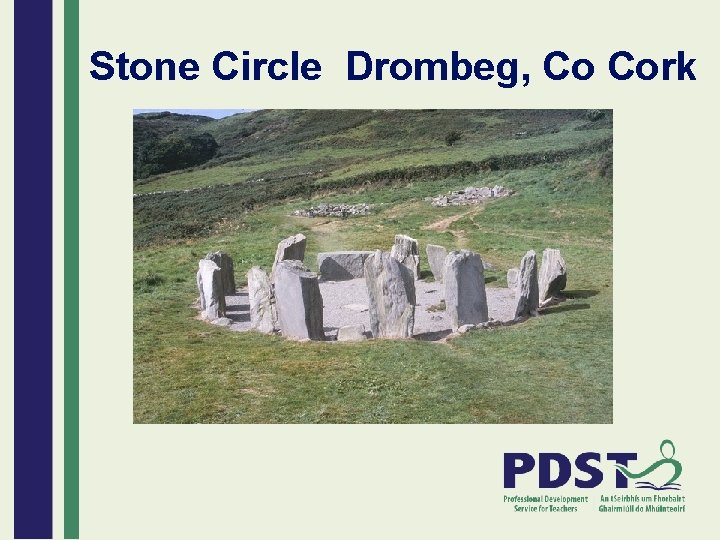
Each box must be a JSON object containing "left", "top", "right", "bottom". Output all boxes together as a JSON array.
[
  {"left": 514, "top": 250, "right": 539, "bottom": 317},
  {"left": 364, "top": 250, "right": 416, "bottom": 338},
  {"left": 390, "top": 234, "right": 421, "bottom": 281},
  {"left": 539, "top": 248, "right": 568, "bottom": 303},
  {"left": 272, "top": 234, "right": 307, "bottom": 272},
  {"left": 426, "top": 244, "right": 448, "bottom": 283},
  {"left": 247, "top": 266, "right": 278, "bottom": 334}
]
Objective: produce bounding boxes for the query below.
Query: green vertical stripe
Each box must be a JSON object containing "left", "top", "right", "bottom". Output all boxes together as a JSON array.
[{"left": 64, "top": 0, "right": 80, "bottom": 537}]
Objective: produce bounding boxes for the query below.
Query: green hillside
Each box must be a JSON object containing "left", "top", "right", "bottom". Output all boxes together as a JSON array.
[
  {"left": 133, "top": 109, "right": 611, "bottom": 246},
  {"left": 133, "top": 109, "right": 613, "bottom": 424},
  {"left": 134, "top": 110, "right": 611, "bottom": 192}
]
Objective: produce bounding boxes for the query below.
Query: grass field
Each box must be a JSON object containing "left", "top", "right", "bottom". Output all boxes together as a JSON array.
[{"left": 133, "top": 109, "right": 613, "bottom": 424}]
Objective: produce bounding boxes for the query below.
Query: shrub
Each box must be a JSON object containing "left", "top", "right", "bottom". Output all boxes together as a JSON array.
[
  {"left": 597, "top": 149, "right": 613, "bottom": 178},
  {"left": 134, "top": 132, "right": 219, "bottom": 179},
  {"left": 586, "top": 109, "right": 604, "bottom": 122},
  {"left": 445, "top": 130, "right": 462, "bottom": 146},
  {"left": 134, "top": 273, "right": 165, "bottom": 292}
]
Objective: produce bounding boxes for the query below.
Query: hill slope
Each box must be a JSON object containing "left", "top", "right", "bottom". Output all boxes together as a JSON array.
[
  {"left": 133, "top": 109, "right": 612, "bottom": 247},
  {"left": 134, "top": 109, "right": 611, "bottom": 189}
]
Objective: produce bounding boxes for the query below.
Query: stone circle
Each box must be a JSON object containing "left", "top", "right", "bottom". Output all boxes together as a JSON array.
[{"left": 195, "top": 233, "right": 570, "bottom": 342}]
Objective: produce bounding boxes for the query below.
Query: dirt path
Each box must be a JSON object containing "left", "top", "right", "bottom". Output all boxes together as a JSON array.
[{"left": 422, "top": 207, "right": 483, "bottom": 232}]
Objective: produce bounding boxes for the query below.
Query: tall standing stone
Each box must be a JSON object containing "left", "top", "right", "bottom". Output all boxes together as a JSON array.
[
  {"left": 443, "top": 250, "right": 488, "bottom": 331},
  {"left": 247, "top": 266, "right": 277, "bottom": 334},
  {"left": 514, "top": 250, "right": 539, "bottom": 318},
  {"left": 364, "top": 250, "right": 415, "bottom": 338},
  {"left": 539, "top": 248, "right": 568, "bottom": 303},
  {"left": 272, "top": 233, "right": 307, "bottom": 272},
  {"left": 390, "top": 234, "right": 421, "bottom": 281},
  {"left": 426, "top": 244, "right": 448, "bottom": 283},
  {"left": 273, "top": 260, "right": 324, "bottom": 341},
  {"left": 204, "top": 251, "right": 236, "bottom": 296},
  {"left": 196, "top": 259, "right": 226, "bottom": 320}
]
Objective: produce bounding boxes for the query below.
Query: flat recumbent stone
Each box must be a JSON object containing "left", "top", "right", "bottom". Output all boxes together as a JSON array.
[{"left": 317, "top": 251, "right": 374, "bottom": 281}]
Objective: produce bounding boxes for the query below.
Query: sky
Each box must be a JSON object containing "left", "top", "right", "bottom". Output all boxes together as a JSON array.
[{"left": 132, "top": 109, "right": 255, "bottom": 119}]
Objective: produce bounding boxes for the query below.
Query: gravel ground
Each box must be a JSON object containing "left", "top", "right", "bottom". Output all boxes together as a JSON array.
[{"left": 217, "top": 278, "right": 516, "bottom": 341}]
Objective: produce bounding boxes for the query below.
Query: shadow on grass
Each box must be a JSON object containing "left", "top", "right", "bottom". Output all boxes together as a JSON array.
[
  {"left": 541, "top": 303, "right": 590, "bottom": 315},
  {"left": 563, "top": 289, "right": 599, "bottom": 299},
  {"left": 414, "top": 329, "right": 453, "bottom": 341}
]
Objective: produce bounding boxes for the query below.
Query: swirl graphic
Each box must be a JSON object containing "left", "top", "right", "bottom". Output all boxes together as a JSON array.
[{"left": 615, "top": 439, "right": 682, "bottom": 488}]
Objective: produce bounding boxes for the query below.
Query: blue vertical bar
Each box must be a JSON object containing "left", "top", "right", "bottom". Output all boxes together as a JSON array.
[{"left": 14, "top": 0, "right": 54, "bottom": 538}]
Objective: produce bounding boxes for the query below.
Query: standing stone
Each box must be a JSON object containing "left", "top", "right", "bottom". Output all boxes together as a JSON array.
[
  {"left": 390, "top": 234, "right": 421, "bottom": 281},
  {"left": 364, "top": 250, "right": 415, "bottom": 338},
  {"left": 317, "top": 251, "right": 374, "bottom": 280},
  {"left": 539, "top": 248, "right": 568, "bottom": 303},
  {"left": 273, "top": 260, "right": 324, "bottom": 341},
  {"left": 426, "top": 244, "right": 448, "bottom": 283},
  {"left": 247, "top": 267, "right": 277, "bottom": 334},
  {"left": 443, "top": 250, "right": 489, "bottom": 331},
  {"left": 204, "top": 251, "right": 236, "bottom": 296},
  {"left": 272, "top": 233, "right": 307, "bottom": 272},
  {"left": 514, "top": 250, "right": 539, "bottom": 318},
  {"left": 196, "top": 259, "right": 226, "bottom": 320},
  {"left": 507, "top": 268, "right": 519, "bottom": 291}
]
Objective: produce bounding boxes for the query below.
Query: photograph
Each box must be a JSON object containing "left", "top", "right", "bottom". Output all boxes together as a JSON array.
[{"left": 133, "top": 108, "right": 613, "bottom": 424}]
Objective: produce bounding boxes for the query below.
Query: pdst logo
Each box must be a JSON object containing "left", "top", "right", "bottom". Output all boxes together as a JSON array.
[
  {"left": 504, "top": 452, "right": 638, "bottom": 488},
  {"left": 504, "top": 440, "right": 683, "bottom": 490}
]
